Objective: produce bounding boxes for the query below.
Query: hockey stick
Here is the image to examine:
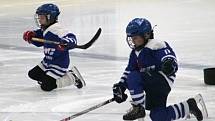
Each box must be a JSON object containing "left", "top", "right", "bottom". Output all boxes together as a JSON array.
[
  {"left": 31, "top": 28, "right": 102, "bottom": 49},
  {"left": 60, "top": 98, "right": 115, "bottom": 121}
]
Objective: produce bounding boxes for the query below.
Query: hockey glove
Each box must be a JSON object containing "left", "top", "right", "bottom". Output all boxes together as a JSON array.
[
  {"left": 57, "top": 43, "right": 66, "bottom": 51},
  {"left": 161, "top": 57, "right": 178, "bottom": 76},
  {"left": 23, "top": 31, "right": 36, "bottom": 43},
  {"left": 113, "top": 82, "right": 128, "bottom": 103}
]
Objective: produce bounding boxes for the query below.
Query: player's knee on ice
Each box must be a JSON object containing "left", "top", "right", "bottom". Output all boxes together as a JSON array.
[
  {"left": 28, "top": 70, "right": 36, "bottom": 80},
  {"left": 28, "top": 65, "right": 46, "bottom": 81},
  {"left": 28, "top": 66, "right": 42, "bottom": 81},
  {"left": 40, "top": 80, "right": 57, "bottom": 91}
]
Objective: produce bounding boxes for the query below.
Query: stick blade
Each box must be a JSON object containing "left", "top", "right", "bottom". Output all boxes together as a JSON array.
[{"left": 76, "top": 28, "right": 102, "bottom": 49}]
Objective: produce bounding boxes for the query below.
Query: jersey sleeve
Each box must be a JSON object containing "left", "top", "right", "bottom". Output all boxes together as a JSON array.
[
  {"left": 119, "top": 50, "right": 138, "bottom": 87},
  {"left": 154, "top": 42, "right": 178, "bottom": 73},
  {"left": 32, "top": 29, "right": 44, "bottom": 47},
  {"left": 61, "top": 33, "right": 77, "bottom": 49},
  {"left": 154, "top": 42, "right": 177, "bottom": 62}
]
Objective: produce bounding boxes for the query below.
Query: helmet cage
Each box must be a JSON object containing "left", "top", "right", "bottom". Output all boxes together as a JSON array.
[
  {"left": 126, "top": 37, "right": 135, "bottom": 49},
  {"left": 126, "top": 31, "right": 152, "bottom": 49},
  {"left": 34, "top": 14, "right": 51, "bottom": 28}
]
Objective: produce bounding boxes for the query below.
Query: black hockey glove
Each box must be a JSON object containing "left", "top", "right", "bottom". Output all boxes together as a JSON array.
[
  {"left": 161, "top": 57, "right": 178, "bottom": 76},
  {"left": 112, "top": 82, "right": 128, "bottom": 103}
]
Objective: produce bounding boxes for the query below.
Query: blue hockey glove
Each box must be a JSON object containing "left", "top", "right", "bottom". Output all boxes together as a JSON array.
[{"left": 112, "top": 82, "right": 128, "bottom": 103}]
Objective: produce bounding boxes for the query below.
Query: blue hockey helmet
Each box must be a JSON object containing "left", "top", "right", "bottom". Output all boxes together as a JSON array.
[
  {"left": 35, "top": 3, "right": 60, "bottom": 28},
  {"left": 126, "top": 18, "right": 152, "bottom": 37},
  {"left": 126, "top": 18, "right": 153, "bottom": 49}
]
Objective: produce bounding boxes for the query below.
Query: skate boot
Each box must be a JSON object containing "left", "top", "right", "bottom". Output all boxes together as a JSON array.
[
  {"left": 187, "top": 98, "right": 203, "bottom": 121},
  {"left": 123, "top": 104, "right": 146, "bottom": 120},
  {"left": 68, "top": 70, "right": 83, "bottom": 88},
  {"left": 69, "top": 66, "right": 86, "bottom": 89},
  {"left": 56, "top": 66, "right": 86, "bottom": 89}
]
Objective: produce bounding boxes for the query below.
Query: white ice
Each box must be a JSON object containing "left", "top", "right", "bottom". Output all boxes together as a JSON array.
[{"left": 0, "top": 0, "right": 215, "bottom": 121}]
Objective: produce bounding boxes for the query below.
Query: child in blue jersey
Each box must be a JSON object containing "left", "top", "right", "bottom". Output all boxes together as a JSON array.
[
  {"left": 23, "top": 3, "right": 85, "bottom": 91},
  {"left": 112, "top": 18, "right": 206, "bottom": 121}
]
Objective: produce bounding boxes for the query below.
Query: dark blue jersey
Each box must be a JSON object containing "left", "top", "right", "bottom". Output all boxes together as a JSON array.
[
  {"left": 31, "top": 23, "right": 77, "bottom": 79},
  {"left": 120, "top": 39, "right": 178, "bottom": 88}
]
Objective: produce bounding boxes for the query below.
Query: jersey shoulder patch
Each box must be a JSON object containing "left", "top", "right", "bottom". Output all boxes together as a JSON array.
[{"left": 145, "top": 39, "right": 167, "bottom": 50}]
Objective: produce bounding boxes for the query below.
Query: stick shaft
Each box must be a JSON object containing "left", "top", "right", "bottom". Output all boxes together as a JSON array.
[
  {"left": 31, "top": 28, "right": 101, "bottom": 49},
  {"left": 32, "top": 38, "right": 62, "bottom": 45},
  {"left": 60, "top": 98, "right": 114, "bottom": 121}
]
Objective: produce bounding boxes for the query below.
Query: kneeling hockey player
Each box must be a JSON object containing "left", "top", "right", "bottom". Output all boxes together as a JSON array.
[
  {"left": 112, "top": 18, "right": 207, "bottom": 121},
  {"left": 23, "top": 3, "right": 85, "bottom": 91}
]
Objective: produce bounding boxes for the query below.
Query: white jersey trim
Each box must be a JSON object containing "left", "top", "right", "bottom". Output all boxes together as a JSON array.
[
  {"left": 145, "top": 39, "right": 167, "bottom": 50},
  {"left": 161, "top": 55, "right": 177, "bottom": 62},
  {"left": 42, "top": 61, "right": 68, "bottom": 72},
  {"left": 43, "top": 23, "right": 71, "bottom": 38},
  {"left": 46, "top": 71, "right": 61, "bottom": 79},
  {"left": 131, "top": 92, "right": 144, "bottom": 99},
  {"left": 39, "top": 62, "right": 67, "bottom": 79}
]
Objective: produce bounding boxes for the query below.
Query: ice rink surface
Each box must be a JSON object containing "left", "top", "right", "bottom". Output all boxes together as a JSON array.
[{"left": 0, "top": 0, "right": 215, "bottom": 121}]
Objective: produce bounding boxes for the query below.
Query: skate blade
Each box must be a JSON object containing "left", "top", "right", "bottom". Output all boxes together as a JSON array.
[
  {"left": 124, "top": 118, "right": 144, "bottom": 121},
  {"left": 71, "top": 66, "right": 86, "bottom": 86},
  {"left": 194, "top": 94, "right": 208, "bottom": 119}
]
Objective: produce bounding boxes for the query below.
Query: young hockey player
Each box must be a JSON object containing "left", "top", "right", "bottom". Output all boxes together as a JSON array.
[
  {"left": 23, "top": 3, "right": 85, "bottom": 91},
  {"left": 112, "top": 18, "right": 207, "bottom": 121}
]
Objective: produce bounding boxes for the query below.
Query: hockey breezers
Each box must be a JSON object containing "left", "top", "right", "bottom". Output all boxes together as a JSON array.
[
  {"left": 31, "top": 28, "right": 102, "bottom": 49},
  {"left": 59, "top": 98, "right": 114, "bottom": 121}
]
